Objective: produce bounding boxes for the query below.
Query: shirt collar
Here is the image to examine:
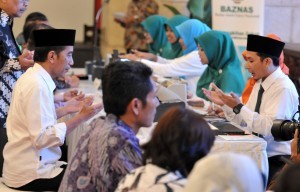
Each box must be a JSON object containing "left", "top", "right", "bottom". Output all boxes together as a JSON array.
[
  {"left": 261, "top": 67, "right": 283, "bottom": 91},
  {"left": 33, "top": 63, "right": 56, "bottom": 92},
  {"left": 0, "top": 10, "right": 12, "bottom": 27},
  {"left": 107, "top": 113, "right": 140, "bottom": 142}
]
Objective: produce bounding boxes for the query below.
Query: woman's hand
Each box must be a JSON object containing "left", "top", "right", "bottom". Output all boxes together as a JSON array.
[
  {"left": 119, "top": 53, "right": 140, "bottom": 61},
  {"left": 131, "top": 49, "right": 157, "bottom": 61}
]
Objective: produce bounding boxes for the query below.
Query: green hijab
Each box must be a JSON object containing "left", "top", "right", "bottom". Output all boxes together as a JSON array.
[
  {"left": 141, "top": 15, "right": 172, "bottom": 58},
  {"left": 164, "top": 15, "right": 189, "bottom": 58},
  {"left": 195, "top": 31, "right": 245, "bottom": 99}
]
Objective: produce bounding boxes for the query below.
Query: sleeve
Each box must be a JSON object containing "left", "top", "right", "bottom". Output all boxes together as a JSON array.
[
  {"left": 0, "top": 58, "right": 22, "bottom": 73},
  {"left": 223, "top": 87, "right": 298, "bottom": 137},
  {"left": 156, "top": 56, "right": 169, "bottom": 64},
  {"left": 107, "top": 132, "right": 143, "bottom": 190},
  {"left": 111, "top": 138, "right": 142, "bottom": 174},
  {"left": 24, "top": 82, "right": 67, "bottom": 150},
  {"left": 141, "top": 51, "right": 207, "bottom": 77}
]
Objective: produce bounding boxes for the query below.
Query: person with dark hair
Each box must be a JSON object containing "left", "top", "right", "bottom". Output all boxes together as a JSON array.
[
  {"left": 24, "top": 22, "right": 80, "bottom": 90},
  {"left": 0, "top": 0, "right": 34, "bottom": 176},
  {"left": 2, "top": 29, "right": 103, "bottom": 191},
  {"left": 59, "top": 60, "right": 159, "bottom": 192},
  {"left": 241, "top": 34, "right": 289, "bottom": 104},
  {"left": 116, "top": 107, "right": 215, "bottom": 191},
  {"left": 202, "top": 34, "right": 299, "bottom": 184},
  {"left": 22, "top": 22, "right": 52, "bottom": 50},
  {"left": 16, "top": 11, "right": 49, "bottom": 45}
]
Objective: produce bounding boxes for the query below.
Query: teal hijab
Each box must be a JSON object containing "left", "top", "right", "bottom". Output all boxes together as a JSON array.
[
  {"left": 141, "top": 15, "right": 172, "bottom": 58},
  {"left": 164, "top": 15, "right": 189, "bottom": 58},
  {"left": 176, "top": 19, "right": 211, "bottom": 55},
  {"left": 195, "top": 30, "right": 245, "bottom": 99}
]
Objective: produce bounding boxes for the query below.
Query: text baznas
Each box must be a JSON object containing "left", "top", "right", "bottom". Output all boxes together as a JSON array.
[{"left": 220, "top": 6, "right": 253, "bottom": 13}]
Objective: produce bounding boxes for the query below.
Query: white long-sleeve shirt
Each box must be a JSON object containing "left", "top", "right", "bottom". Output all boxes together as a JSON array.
[
  {"left": 141, "top": 51, "right": 207, "bottom": 94},
  {"left": 3, "top": 64, "right": 66, "bottom": 188},
  {"left": 222, "top": 67, "right": 299, "bottom": 157}
]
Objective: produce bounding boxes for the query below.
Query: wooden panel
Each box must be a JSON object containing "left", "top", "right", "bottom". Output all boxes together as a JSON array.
[{"left": 284, "top": 43, "right": 300, "bottom": 94}]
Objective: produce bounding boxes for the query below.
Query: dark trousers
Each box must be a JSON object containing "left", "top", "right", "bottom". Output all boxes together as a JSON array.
[
  {"left": 10, "top": 165, "right": 66, "bottom": 191},
  {"left": 0, "top": 128, "right": 7, "bottom": 176},
  {"left": 268, "top": 155, "right": 290, "bottom": 186}
]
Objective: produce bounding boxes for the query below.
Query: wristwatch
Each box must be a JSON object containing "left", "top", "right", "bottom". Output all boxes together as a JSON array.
[{"left": 233, "top": 103, "right": 244, "bottom": 114}]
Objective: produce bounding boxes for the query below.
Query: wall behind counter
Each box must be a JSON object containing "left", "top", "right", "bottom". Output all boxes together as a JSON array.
[{"left": 12, "top": 0, "right": 94, "bottom": 42}]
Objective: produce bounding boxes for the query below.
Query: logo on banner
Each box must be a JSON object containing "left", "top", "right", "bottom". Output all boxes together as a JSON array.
[{"left": 232, "top": 0, "right": 244, "bottom": 4}]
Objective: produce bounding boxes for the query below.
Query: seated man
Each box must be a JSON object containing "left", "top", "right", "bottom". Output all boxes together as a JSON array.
[
  {"left": 2, "top": 29, "right": 103, "bottom": 191},
  {"left": 202, "top": 34, "right": 299, "bottom": 184},
  {"left": 59, "top": 60, "right": 159, "bottom": 192}
]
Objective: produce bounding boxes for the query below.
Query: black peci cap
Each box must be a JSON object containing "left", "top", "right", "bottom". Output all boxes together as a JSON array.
[
  {"left": 247, "top": 34, "right": 285, "bottom": 58},
  {"left": 33, "top": 29, "right": 76, "bottom": 47}
]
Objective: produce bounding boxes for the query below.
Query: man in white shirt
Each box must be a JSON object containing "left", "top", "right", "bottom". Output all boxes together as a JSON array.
[
  {"left": 202, "top": 34, "right": 299, "bottom": 185},
  {"left": 2, "top": 29, "right": 103, "bottom": 191}
]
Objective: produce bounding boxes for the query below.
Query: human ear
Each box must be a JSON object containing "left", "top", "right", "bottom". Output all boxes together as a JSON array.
[
  {"left": 48, "top": 51, "right": 56, "bottom": 63},
  {"left": 131, "top": 98, "right": 141, "bottom": 116}
]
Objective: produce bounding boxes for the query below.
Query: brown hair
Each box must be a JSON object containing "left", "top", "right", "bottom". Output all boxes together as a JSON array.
[{"left": 143, "top": 107, "right": 215, "bottom": 177}]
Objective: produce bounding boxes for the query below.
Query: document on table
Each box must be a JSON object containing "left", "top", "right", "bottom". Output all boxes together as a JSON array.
[{"left": 218, "top": 134, "right": 263, "bottom": 141}]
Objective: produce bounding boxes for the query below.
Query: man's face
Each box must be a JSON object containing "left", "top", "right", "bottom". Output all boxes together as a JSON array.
[
  {"left": 6, "top": 0, "right": 29, "bottom": 17},
  {"left": 52, "top": 46, "right": 74, "bottom": 78},
  {"left": 136, "top": 79, "right": 159, "bottom": 128},
  {"left": 244, "top": 51, "right": 268, "bottom": 80},
  {"left": 165, "top": 26, "right": 177, "bottom": 44}
]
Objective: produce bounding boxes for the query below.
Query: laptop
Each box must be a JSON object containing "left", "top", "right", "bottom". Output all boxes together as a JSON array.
[{"left": 210, "top": 121, "right": 246, "bottom": 135}]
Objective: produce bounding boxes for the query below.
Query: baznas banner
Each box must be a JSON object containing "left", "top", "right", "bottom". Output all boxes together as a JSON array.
[{"left": 212, "top": 0, "right": 264, "bottom": 81}]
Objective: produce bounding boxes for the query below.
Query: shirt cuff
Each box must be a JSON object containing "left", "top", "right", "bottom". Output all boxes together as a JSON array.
[{"left": 55, "top": 122, "right": 67, "bottom": 143}]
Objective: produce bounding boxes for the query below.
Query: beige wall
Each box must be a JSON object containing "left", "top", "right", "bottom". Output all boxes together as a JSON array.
[
  {"left": 13, "top": 0, "right": 94, "bottom": 42},
  {"left": 100, "top": 0, "right": 189, "bottom": 56},
  {"left": 12, "top": 0, "right": 299, "bottom": 60}
]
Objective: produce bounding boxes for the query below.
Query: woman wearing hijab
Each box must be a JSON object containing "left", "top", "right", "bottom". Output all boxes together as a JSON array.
[
  {"left": 141, "top": 15, "right": 173, "bottom": 58},
  {"left": 184, "top": 152, "right": 264, "bottom": 192},
  {"left": 120, "top": 19, "right": 211, "bottom": 94},
  {"left": 241, "top": 33, "right": 289, "bottom": 104},
  {"left": 195, "top": 30, "right": 245, "bottom": 100},
  {"left": 164, "top": 15, "right": 189, "bottom": 59},
  {"left": 116, "top": 107, "right": 215, "bottom": 192}
]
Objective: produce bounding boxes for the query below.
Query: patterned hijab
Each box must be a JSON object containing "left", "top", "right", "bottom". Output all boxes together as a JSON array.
[
  {"left": 176, "top": 19, "right": 211, "bottom": 55},
  {"left": 164, "top": 15, "right": 189, "bottom": 58},
  {"left": 141, "top": 15, "right": 169, "bottom": 57},
  {"left": 195, "top": 30, "right": 245, "bottom": 99}
]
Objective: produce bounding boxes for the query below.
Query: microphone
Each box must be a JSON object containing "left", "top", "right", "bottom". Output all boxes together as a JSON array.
[{"left": 93, "top": 0, "right": 110, "bottom": 64}]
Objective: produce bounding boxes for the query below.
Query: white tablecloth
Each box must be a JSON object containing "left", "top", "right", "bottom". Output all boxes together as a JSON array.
[
  {"left": 64, "top": 80, "right": 269, "bottom": 181},
  {"left": 212, "top": 136, "right": 268, "bottom": 180}
]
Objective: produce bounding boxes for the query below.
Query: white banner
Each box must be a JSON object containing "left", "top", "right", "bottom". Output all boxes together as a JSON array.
[{"left": 212, "top": 0, "right": 264, "bottom": 80}]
